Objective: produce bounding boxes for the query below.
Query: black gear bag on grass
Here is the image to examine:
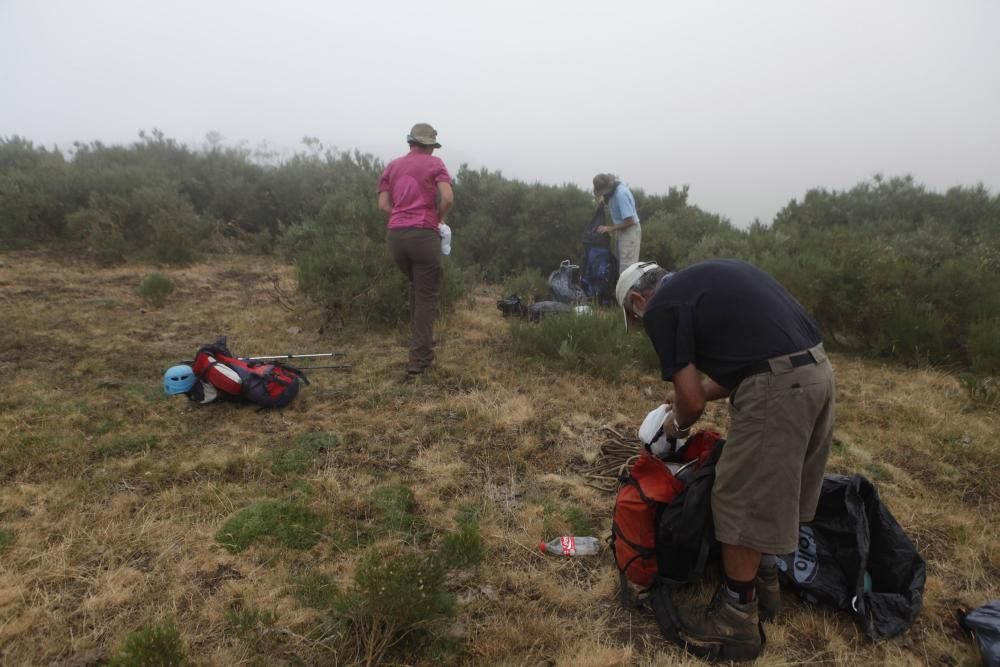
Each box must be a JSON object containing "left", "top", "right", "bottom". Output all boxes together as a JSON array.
[{"left": 777, "top": 474, "right": 926, "bottom": 640}]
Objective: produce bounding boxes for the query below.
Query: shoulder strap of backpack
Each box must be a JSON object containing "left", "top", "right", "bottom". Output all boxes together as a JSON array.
[{"left": 275, "top": 361, "right": 309, "bottom": 385}]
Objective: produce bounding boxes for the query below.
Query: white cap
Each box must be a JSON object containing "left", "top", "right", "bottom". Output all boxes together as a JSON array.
[{"left": 615, "top": 261, "right": 663, "bottom": 331}]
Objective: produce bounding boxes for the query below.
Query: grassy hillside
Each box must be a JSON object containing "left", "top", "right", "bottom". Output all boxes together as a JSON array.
[{"left": 0, "top": 253, "right": 997, "bottom": 665}]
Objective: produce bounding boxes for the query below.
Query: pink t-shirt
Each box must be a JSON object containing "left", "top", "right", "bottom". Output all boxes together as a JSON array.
[{"left": 378, "top": 149, "right": 452, "bottom": 230}]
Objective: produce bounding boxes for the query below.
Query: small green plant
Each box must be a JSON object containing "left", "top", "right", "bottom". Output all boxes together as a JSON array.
[
  {"left": 439, "top": 510, "right": 485, "bottom": 569},
  {"left": 137, "top": 273, "right": 175, "bottom": 308},
  {"left": 564, "top": 507, "right": 593, "bottom": 536},
  {"left": 533, "top": 494, "right": 593, "bottom": 539},
  {"left": 0, "top": 528, "right": 15, "bottom": 554},
  {"left": 225, "top": 606, "right": 277, "bottom": 640},
  {"left": 270, "top": 432, "right": 337, "bottom": 475},
  {"left": 371, "top": 485, "right": 418, "bottom": 536},
  {"left": 289, "top": 571, "right": 341, "bottom": 610},
  {"left": 95, "top": 434, "right": 158, "bottom": 459},
  {"left": 107, "top": 620, "right": 186, "bottom": 667},
  {"left": 322, "top": 549, "right": 455, "bottom": 664},
  {"left": 216, "top": 500, "right": 325, "bottom": 553}
]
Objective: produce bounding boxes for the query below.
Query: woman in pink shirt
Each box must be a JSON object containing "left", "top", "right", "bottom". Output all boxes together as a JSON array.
[{"left": 377, "top": 123, "right": 454, "bottom": 377}]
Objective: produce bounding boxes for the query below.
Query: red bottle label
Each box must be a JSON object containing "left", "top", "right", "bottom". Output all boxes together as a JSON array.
[{"left": 561, "top": 536, "right": 576, "bottom": 556}]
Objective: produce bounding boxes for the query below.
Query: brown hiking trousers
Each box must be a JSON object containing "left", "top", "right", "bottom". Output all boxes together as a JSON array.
[{"left": 387, "top": 227, "right": 442, "bottom": 372}]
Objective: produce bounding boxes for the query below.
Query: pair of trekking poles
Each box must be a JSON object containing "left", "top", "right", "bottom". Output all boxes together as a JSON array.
[
  {"left": 180, "top": 352, "right": 352, "bottom": 371},
  {"left": 236, "top": 352, "right": 351, "bottom": 371}
]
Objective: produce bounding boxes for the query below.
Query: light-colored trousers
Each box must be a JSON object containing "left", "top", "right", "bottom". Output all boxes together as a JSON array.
[{"left": 615, "top": 224, "right": 642, "bottom": 275}]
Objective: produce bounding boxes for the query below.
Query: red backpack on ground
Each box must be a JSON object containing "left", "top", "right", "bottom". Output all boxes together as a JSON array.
[
  {"left": 611, "top": 431, "right": 724, "bottom": 588},
  {"left": 192, "top": 338, "right": 307, "bottom": 409}
]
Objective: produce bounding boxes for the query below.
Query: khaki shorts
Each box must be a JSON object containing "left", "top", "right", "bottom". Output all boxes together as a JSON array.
[{"left": 712, "top": 343, "right": 836, "bottom": 554}]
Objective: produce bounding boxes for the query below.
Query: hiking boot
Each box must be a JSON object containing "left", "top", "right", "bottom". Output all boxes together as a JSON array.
[
  {"left": 678, "top": 587, "right": 762, "bottom": 662},
  {"left": 755, "top": 565, "right": 781, "bottom": 622}
]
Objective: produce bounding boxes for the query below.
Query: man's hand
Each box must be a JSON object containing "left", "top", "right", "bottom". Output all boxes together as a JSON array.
[{"left": 596, "top": 225, "right": 613, "bottom": 234}]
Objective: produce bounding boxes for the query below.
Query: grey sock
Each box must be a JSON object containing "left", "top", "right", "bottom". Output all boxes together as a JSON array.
[{"left": 759, "top": 554, "right": 777, "bottom": 569}]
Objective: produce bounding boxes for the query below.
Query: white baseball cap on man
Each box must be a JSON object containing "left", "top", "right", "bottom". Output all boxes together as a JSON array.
[{"left": 615, "top": 261, "right": 664, "bottom": 332}]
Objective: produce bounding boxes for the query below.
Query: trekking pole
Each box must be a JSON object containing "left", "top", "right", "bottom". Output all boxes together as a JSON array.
[
  {"left": 290, "top": 364, "right": 352, "bottom": 371},
  {"left": 242, "top": 352, "right": 345, "bottom": 361}
]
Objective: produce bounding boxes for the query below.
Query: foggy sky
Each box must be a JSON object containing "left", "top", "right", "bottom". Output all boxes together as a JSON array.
[{"left": 2, "top": 0, "right": 998, "bottom": 226}]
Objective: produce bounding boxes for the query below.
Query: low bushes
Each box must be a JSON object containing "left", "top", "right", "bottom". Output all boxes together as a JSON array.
[
  {"left": 137, "top": 273, "right": 174, "bottom": 308},
  {"left": 510, "top": 308, "right": 658, "bottom": 381}
]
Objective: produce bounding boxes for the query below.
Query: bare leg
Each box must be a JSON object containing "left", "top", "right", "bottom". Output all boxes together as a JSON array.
[{"left": 721, "top": 543, "right": 761, "bottom": 581}]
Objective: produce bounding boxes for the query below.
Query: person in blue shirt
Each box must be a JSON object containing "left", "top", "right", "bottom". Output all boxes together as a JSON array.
[{"left": 593, "top": 173, "right": 641, "bottom": 275}]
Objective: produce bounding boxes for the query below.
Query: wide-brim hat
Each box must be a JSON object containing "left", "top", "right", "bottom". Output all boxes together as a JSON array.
[
  {"left": 407, "top": 122, "right": 442, "bottom": 148},
  {"left": 593, "top": 172, "right": 617, "bottom": 196},
  {"left": 615, "top": 261, "right": 663, "bottom": 332}
]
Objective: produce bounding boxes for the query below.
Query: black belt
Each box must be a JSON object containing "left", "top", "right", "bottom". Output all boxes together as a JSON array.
[{"left": 742, "top": 350, "right": 816, "bottom": 379}]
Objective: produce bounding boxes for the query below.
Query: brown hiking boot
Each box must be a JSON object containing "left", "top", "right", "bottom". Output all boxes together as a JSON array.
[
  {"left": 678, "top": 587, "right": 762, "bottom": 662},
  {"left": 755, "top": 565, "right": 781, "bottom": 622}
]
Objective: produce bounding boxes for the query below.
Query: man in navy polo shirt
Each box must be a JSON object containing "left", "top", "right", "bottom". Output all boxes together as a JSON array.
[{"left": 616, "top": 259, "right": 836, "bottom": 661}]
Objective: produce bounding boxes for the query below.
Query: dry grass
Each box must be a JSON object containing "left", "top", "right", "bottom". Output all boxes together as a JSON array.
[{"left": 0, "top": 251, "right": 997, "bottom": 665}]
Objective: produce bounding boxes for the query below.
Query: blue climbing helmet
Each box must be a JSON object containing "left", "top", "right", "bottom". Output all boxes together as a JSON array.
[{"left": 163, "top": 364, "right": 196, "bottom": 395}]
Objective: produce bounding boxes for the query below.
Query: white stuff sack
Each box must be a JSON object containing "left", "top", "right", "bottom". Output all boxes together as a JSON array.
[
  {"left": 439, "top": 223, "right": 452, "bottom": 255},
  {"left": 638, "top": 404, "right": 679, "bottom": 458}
]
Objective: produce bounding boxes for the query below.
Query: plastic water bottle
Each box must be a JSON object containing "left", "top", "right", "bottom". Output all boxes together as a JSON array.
[
  {"left": 539, "top": 536, "right": 600, "bottom": 556},
  {"left": 439, "top": 223, "right": 452, "bottom": 256}
]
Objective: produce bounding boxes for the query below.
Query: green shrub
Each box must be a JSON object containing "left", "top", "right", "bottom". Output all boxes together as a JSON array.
[
  {"left": 503, "top": 267, "right": 549, "bottom": 302},
  {"left": 216, "top": 499, "right": 325, "bottom": 553},
  {"left": 137, "top": 273, "right": 174, "bottom": 308},
  {"left": 149, "top": 218, "right": 199, "bottom": 265},
  {"left": 878, "top": 301, "right": 951, "bottom": 366},
  {"left": 354, "top": 551, "right": 452, "bottom": 626},
  {"left": 439, "top": 511, "right": 485, "bottom": 569},
  {"left": 318, "top": 548, "right": 456, "bottom": 664},
  {"left": 510, "top": 308, "right": 656, "bottom": 380},
  {"left": 66, "top": 205, "right": 129, "bottom": 266},
  {"left": 107, "top": 621, "right": 186, "bottom": 667},
  {"left": 296, "top": 194, "right": 466, "bottom": 329},
  {"left": 969, "top": 318, "right": 1000, "bottom": 376}
]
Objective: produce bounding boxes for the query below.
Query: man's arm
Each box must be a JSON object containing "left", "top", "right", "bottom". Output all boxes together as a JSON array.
[
  {"left": 664, "top": 364, "right": 732, "bottom": 433},
  {"left": 437, "top": 181, "right": 454, "bottom": 220},
  {"left": 597, "top": 216, "right": 637, "bottom": 234},
  {"left": 378, "top": 191, "right": 392, "bottom": 215}
]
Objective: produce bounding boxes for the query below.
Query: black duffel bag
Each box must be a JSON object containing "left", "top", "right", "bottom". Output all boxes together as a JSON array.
[{"left": 778, "top": 474, "right": 926, "bottom": 640}]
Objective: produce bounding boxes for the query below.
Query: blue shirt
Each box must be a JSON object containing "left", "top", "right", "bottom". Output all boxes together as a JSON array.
[{"left": 608, "top": 182, "right": 640, "bottom": 226}]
